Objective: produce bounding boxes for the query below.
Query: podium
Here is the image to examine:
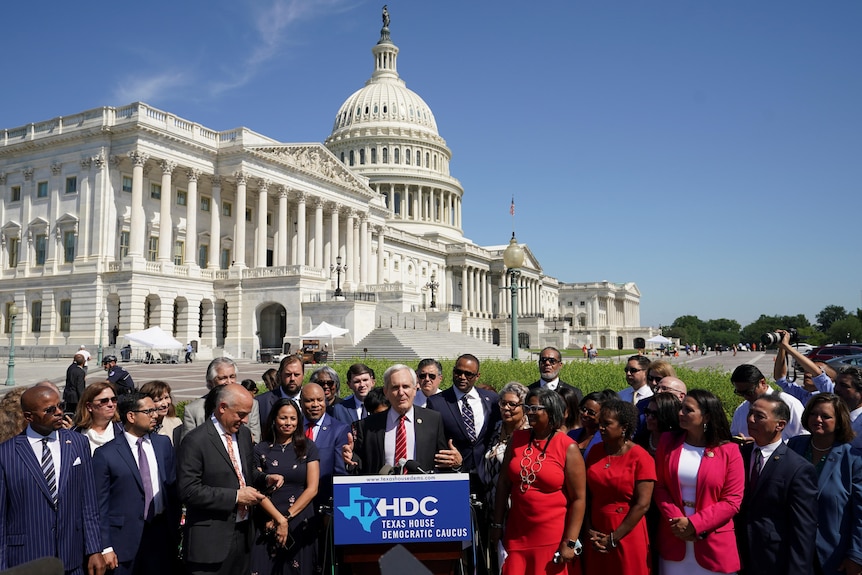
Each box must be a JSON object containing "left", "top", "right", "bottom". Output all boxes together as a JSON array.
[{"left": 333, "top": 474, "right": 472, "bottom": 575}]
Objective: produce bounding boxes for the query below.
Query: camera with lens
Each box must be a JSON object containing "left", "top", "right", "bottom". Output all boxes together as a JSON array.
[{"left": 761, "top": 328, "right": 798, "bottom": 346}]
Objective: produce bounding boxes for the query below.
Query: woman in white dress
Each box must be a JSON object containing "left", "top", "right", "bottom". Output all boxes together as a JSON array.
[{"left": 653, "top": 389, "right": 745, "bottom": 575}]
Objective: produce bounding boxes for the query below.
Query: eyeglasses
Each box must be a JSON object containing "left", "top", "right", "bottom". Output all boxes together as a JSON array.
[
  {"left": 132, "top": 408, "right": 158, "bottom": 416},
  {"left": 624, "top": 367, "right": 643, "bottom": 374},
  {"left": 579, "top": 406, "right": 598, "bottom": 417},
  {"left": 539, "top": 357, "right": 560, "bottom": 365},
  {"left": 499, "top": 400, "right": 522, "bottom": 410},
  {"left": 523, "top": 405, "right": 547, "bottom": 414},
  {"left": 656, "top": 385, "right": 681, "bottom": 394},
  {"left": 644, "top": 408, "right": 659, "bottom": 417},
  {"left": 30, "top": 403, "right": 66, "bottom": 416},
  {"left": 316, "top": 379, "right": 336, "bottom": 386},
  {"left": 734, "top": 386, "right": 759, "bottom": 398},
  {"left": 453, "top": 369, "right": 477, "bottom": 380},
  {"left": 93, "top": 396, "right": 118, "bottom": 406},
  {"left": 417, "top": 373, "right": 438, "bottom": 380},
  {"left": 647, "top": 374, "right": 663, "bottom": 383}
]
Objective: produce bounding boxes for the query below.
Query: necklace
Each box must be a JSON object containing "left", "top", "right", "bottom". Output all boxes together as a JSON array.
[
  {"left": 647, "top": 434, "right": 658, "bottom": 453},
  {"left": 604, "top": 441, "right": 628, "bottom": 468},
  {"left": 519, "top": 430, "right": 555, "bottom": 493},
  {"left": 810, "top": 437, "right": 833, "bottom": 452},
  {"left": 277, "top": 439, "right": 293, "bottom": 453}
]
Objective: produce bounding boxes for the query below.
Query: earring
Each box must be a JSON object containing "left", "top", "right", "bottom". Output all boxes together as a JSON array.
[{"left": 703, "top": 422, "right": 708, "bottom": 433}]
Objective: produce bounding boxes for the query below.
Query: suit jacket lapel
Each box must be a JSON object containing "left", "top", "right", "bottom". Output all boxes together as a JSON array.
[
  {"left": 206, "top": 421, "right": 235, "bottom": 472},
  {"left": 817, "top": 444, "right": 843, "bottom": 495},
  {"left": 15, "top": 435, "right": 55, "bottom": 502},
  {"left": 753, "top": 443, "right": 786, "bottom": 497},
  {"left": 117, "top": 436, "right": 145, "bottom": 492},
  {"left": 445, "top": 389, "right": 470, "bottom": 440}
]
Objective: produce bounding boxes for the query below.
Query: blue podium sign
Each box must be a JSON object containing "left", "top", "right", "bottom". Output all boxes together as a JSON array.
[{"left": 333, "top": 473, "right": 472, "bottom": 545}]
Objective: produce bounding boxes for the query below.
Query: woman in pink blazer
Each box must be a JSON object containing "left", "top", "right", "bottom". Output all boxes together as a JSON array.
[{"left": 653, "top": 389, "right": 745, "bottom": 575}]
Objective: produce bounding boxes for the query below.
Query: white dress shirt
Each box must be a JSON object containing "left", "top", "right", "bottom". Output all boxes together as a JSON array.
[
  {"left": 384, "top": 407, "right": 416, "bottom": 466},
  {"left": 453, "top": 387, "right": 486, "bottom": 439}
]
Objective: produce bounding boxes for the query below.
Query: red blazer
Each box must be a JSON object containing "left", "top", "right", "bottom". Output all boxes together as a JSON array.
[{"left": 653, "top": 433, "right": 745, "bottom": 573}]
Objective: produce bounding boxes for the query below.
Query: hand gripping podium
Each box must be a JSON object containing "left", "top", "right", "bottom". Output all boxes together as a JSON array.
[{"left": 333, "top": 473, "right": 472, "bottom": 575}]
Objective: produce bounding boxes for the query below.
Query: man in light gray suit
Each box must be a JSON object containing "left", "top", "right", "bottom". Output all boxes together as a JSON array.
[{"left": 180, "top": 357, "right": 260, "bottom": 443}]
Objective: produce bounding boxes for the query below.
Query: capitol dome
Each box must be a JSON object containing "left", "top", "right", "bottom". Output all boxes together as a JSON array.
[{"left": 325, "top": 15, "right": 465, "bottom": 243}]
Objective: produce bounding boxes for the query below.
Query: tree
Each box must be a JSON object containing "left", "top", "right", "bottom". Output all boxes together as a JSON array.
[
  {"left": 816, "top": 305, "right": 849, "bottom": 332},
  {"left": 741, "top": 314, "right": 814, "bottom": 347},
  {"left": 666, "top": 315, "right": 705, "bottom": 344},
  {"left": 826, "top": 316, "right": 862, "bottom": 344}
]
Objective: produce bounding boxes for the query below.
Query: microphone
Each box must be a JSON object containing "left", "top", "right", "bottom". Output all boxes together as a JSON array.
[
  {"left": 403, "top": 459, "right": 430, "bottom": 474},
  {"left": 378, "top": 464, "right": 394, "bottom": 475}
]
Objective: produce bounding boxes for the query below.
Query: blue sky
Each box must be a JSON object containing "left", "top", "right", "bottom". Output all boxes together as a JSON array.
[{"left": 3, "top": 1, "right": 860, "bottom": 328}]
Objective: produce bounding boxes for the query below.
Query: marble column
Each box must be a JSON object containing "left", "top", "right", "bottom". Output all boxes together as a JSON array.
[
  {"left": 345, "top": 211, "right": 355, "bottom": 285},
  {"left": 461, "top": 267, "right": 468, "bottom": 311},
  {"left": 233, "top": 172, "right": 247, "bottom": 267},
  {"left": 295, "top": 192, "right": 306, "bottom": 266},
  {"left": 157, "top": 160, "right": 175, "bottom": 262},
  {"left": 376, "top": 226, "right": 385, "bottom": 285},
  {"left": 208, "top": 176, "right": 221, "bottom": 269},
  {"left": 359, "top": 216, "right": 369, "bottom": 287},
  {"left": 277, "top": 186, "right": 288, "bottom": 266},
  {"left": 352, "top": 217, "right": 361, "bottom": 285},
  {"left": 128, "top": 151, "right": 148, "bottom": 258},
  {"left": 256, "top": 180, "right": 269, "bottom": 268},
  {"left": 185, "top": 169, "right": 200, "bottom": 267},
  {"left": 328, "top": 202, "right": 340, "bottom": 275},
  {"left": 313, "top": 198, "right": 324, "bottom": 268}
]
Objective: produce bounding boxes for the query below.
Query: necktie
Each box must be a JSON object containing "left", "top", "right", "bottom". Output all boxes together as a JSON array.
[
  {"left": 751, "top": 448, "right": 763, "bottom": 487},
  {"left": 395, "top": 414, "right": 407, "bottom": 469},
  {"left": 461, "top": 395, "right": 477, "bottom": 443},
  {"left": 41, "top": 438, "right": 57, "bottom": 505},
  {"left": 305, "top": 422, "right": 315, "bottom": 440},
  {"left": 360, "top": 404, "right": 368, "bottom": 419},
  {"left": 136, "top": 437, "right": 155, "bottom": 521},
  {"left": 224, "top": 433, "right": 248, "bottom": 521}
]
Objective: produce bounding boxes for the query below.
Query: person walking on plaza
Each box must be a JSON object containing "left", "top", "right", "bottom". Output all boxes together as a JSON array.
[
  {"left": 64, "top": 353, "right": 87, "bottom": 414},
  {"left": 185, "top": 342, "right": 194, "bottom": 364},
  {"left": 0, "top": 386, "right": 105, "bottom": 575},
  {"left": 92, "top": 392, "right": 179, "bottom": 575}
]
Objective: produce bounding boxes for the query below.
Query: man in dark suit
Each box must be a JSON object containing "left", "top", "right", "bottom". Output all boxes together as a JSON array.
[
  {"left": 300, "top": 382, "right": 350, "bottom": 510},
  {"left": 64, "top": 353, "right": 86, "bottom": 414},
  {"left": 0, "top": 386, "right": 105, "bottom": 575},
  {"left": 256, "top": 354, "right": 304, "bottom": 426},
  {"left": 178, "top": 384, "right": 282, "bottom": 575},
  {"left": 528, "top": 346, "right": 583, "bottom": 403},
  {"left": 332, "top": 363, "right": 376, "bottom": 424},
  {"left": 426, "top": 354, "right": 500, "bottom": 476},
  {"left": 737, "top": 394, "right": 818, "bottom": 575},
  {"left": 92, "top": 392, "right": 178, "bottom": 575},
  {"left": 342, "top": 364, "right": 462, "bottom": 474}
]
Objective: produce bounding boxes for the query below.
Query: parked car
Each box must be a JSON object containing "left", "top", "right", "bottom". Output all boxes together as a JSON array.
[
  {"left": 790, "top": 343, "right": 815, "bottom": 355},
  {"left": 826, "top": 353, "right": 862, "bottom": 369},
  {"left": 807, "top": 344, "right": 862, "bottom": 362}
]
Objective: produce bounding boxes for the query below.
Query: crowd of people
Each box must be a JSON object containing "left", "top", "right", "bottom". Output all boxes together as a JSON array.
[{"left": 2, "top": 329, "right": 862, "bottom": 575}]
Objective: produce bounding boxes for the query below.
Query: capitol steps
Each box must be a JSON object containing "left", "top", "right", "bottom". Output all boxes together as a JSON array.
[{"left": 333, "top": 327, "right": 513, "bottom": 362}]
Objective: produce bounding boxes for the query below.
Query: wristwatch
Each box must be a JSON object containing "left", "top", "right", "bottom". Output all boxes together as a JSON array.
[{"left": 565, "top": 539, "right": 583, "bottom": 555}]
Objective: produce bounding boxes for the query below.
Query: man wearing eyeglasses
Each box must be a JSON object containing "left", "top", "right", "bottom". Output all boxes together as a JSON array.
[
  {"left": 0, "top": 386, "right": 105, "bottom": 575},
  {"left": 729, "top": 364, "right": 806, "bottom": 442},
  {"left": 180, "top": 357, "right": 261, "bottom": 443},
  {"left": 92, "top": 392, "right": 179, "bottom": 575},
  {"left": 618, "top": 355, "right": 653, "bottom": 404},
  {"left": 414, "top": 358, "right": 444, "bottom": 408},
  {"left": 529, "top": 347, "right": 583, "bottom": 403}
]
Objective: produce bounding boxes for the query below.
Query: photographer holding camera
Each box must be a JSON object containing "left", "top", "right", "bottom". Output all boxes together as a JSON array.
[{"left": 772, "top": 329, "right": 836, "bottom": 404}]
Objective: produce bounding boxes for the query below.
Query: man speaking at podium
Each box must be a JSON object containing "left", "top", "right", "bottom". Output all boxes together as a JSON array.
[{"left": 341, "top": 364, "right": 462, "bottom": 474}]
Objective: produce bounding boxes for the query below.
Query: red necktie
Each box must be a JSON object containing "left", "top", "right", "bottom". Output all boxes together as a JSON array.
[
  {"left": 395, "top": 415, "right": 407, "bottom": 470},
  {"left": 224, "top": 433, "right": 248, "bottom": 521},
  {"left": 305, "top": 422, "right": 315, "bottom": 440}
]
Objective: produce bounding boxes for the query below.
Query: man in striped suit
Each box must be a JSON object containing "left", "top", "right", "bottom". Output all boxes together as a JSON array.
[{"left": 0, "top": 386, "right": 105, "bottom": 575}]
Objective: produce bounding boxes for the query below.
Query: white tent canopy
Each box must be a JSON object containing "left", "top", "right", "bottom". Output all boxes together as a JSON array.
[
  {"left": 646, "top": 335, "right": 672, "bottom": 345},
  {"left": 301, "top": 321, "right": 351, "bottom": 359},
  {"left": 123, "top": 326, "right": 184, "bottom": 349}
]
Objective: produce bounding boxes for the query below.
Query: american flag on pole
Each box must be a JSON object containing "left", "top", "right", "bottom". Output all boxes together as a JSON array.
[{"left": 509, "top": 197, "right": 515, "bottom": 216}]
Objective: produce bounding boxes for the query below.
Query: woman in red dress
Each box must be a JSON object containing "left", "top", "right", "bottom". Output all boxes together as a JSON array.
[
  {"left": 585, "top": 398, "right": 656, "bottom": 575},
  {"left": 491, "top": 387, "right": 586, "bottom": 574}
]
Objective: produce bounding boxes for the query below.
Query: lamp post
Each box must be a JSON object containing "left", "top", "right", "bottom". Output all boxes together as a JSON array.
[
  {"left": 330, "top": 256, "right": 347, "bottom": 299},
  {"left": 98, "top": 308, "right": 106, "bottom": 364},
  {"left": 502, "top": 233, "right": 525, "bottom": 360},
  {"left": 5, "top": 302, "right": 18, "bottom": 387},
  {"left": 425, "top": 272, "right": 439, "bottom": 309}
]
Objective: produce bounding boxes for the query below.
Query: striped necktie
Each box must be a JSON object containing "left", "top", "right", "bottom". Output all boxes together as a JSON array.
[
  {"left": 461, "top": 395, "right": 477, "bottom": 442},
  {"left": 41, "top": 438, "right": 57, "bottom": 505}
]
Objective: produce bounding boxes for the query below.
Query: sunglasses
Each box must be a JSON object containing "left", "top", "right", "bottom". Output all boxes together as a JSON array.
[
  {"left": 31, "top": 403, "right": 66, "bottom": 416},
  {"left": 624, "top": 367, "right": 643, "bottom": 374},
  {"left": 647, "top": 375, "right": 663, "bottom": 383},
  {"left": 453, "top": 369, "right": 477, "bottom": 379},
  {"left": 539, "top": 357, "right": 560, "bottom": 365},
  {"left": 579, "top": 406, "right": 598, "bottom": 417},
  {"left": 316, "top": 380, "right": 336, "bottom": 386},
  {"left": 417, "top": 373, "right": 438, "bottom": 380},
  {"left": 93, "top": 396, "right": 118, "bottom": 406},
  {"left": 644, "top": 408, "right": 659, "bottom": 417}
]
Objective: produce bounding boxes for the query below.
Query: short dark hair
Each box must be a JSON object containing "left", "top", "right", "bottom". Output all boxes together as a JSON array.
[
  {"left": 278, "top": 355, "right": 304, "bottom": 376},
  {"left": 801, "top": 393, "right": 855, "bottom": 443},
  {"left": 601, "top": 399, "right": 639, "bottom": 439},
  {"left": 240, "top": 379, "right": 258, "bottom": 394},
  {"left": 685, "top": 389, "right": 732, "bottom": 445},
  {"left": 754, "top": 394, "right": 790, "bottom": 422},
  {"left": 457, "top": 354, "right": 480, "bottom": 372},
  {"left": 118, "top": 392, "right": 147, "bottom": 426},
  {"left": 363, "top": 387, "right": 390, "bottom": 413},
  {"left": 731, "top": 364, "right": 765, "bottom": 386},
  {"left": 582, "top": 389, "right": 618, "bottom": 407},
  {"left": 347, "top": 363, "right": 375, "bottom": 382},
  {"left": 540, "top": 347, "right": 562, "bottom": 360},
  {"left": 651, "top": 392, "right": 683, "bottom": 433},
  {"left": 627, "top": 355, "right": 651, "bottom": 371},
  {"left": 525, "top": 387, "right": 566, "bottom": 429},
  {"left": 556, "top": 386, "right": 581, "bottom": 429},
  {"left": 417, "top": 358, "right": 442, "bottom": 374},
  {"left": 837, "top": 366, "right": 862, "bottom": 392}
]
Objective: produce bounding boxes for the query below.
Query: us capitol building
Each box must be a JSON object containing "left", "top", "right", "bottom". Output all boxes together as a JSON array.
[{"left": 0, "top": 13, "right": 647, "bottom": 361}]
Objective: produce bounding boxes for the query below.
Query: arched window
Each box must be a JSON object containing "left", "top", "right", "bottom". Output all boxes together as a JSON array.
[
  {"left": 405, "top": 149, "right": 411, "bottom": 164},
  {"left": 394, "top": 148, "right": 400, "bottom": 164},
  {"left": 416, "top": 150, "right": 421, "bottom": 165},
  {"left": 359, "top": 149, "right": 366, "bottom": 164},
  {"left": 425, "top": 152, "right": 430, "bottom": 167},
  {"left": 371, "top": 148, "right": 377, "bottom": 164},
  {"left": 340, "top": 152, "right": 345, "bottom": 163},
  {"left": 349, "top": 150, "right": 355, "bottom": 166},
  {"left": 382, "top": 148, "right": 389, "bottom": 163}
]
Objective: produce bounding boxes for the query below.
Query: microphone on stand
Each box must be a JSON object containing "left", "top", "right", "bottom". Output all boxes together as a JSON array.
[
  {"left": 378, "top": 464, "right": 394, "bottom": 475},
  {"left": 403, "top": 459, "right": 431, "bottom": 474}
]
